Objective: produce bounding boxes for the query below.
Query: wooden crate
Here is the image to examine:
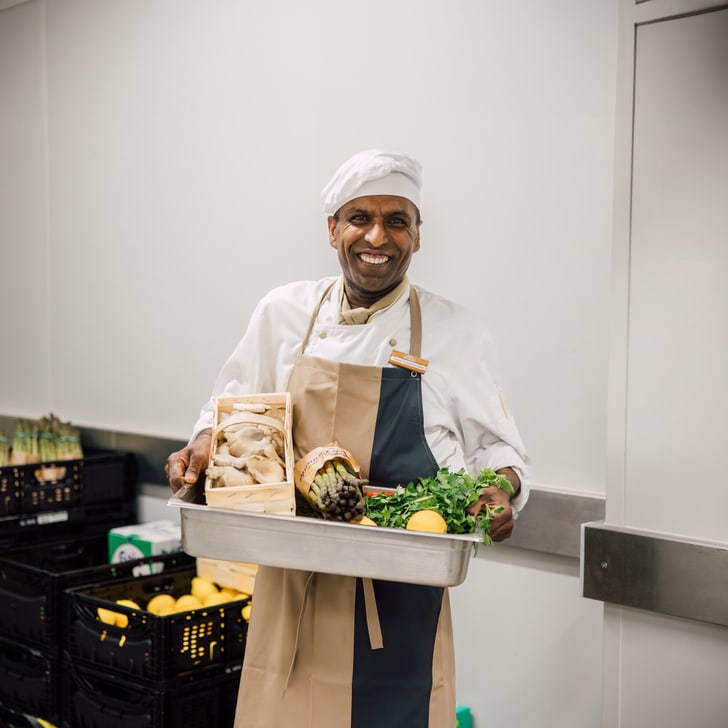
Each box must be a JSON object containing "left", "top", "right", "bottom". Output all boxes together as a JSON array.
[
  {"left": 196, "top": 558, "right": 258, "bottom": 595},
  {"left": 204, "top": 393, "right": 294, "bottom": 516}
]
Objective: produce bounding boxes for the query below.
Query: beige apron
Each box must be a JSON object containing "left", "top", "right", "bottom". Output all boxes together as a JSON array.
[{"left": 234, "top": 285, "right": 456, "bottom": 728}]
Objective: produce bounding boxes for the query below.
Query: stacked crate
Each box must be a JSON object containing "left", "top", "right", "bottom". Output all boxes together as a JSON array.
[
  {"left": 0, "top": 450, "right": 137, "bottom": 550},
  {"left": 0, "top": 537, "right": 194, "bottom": 725},
  {"left": 0, "top": 449, "right": 138, "bottom": 725},
  {"left": 62, "top": 562, "right": 249, "bottom": 728}
]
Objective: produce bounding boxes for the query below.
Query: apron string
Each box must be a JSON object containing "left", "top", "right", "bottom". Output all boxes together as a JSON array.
[
  {"left": 299, "top": 282, "right": 336, "bottom": 355},
  {"left": 408, "top": 286, "right": 422, "bottom": 358},
  {"left": 283, "top": 571, "right": 316, "bottom": 695},
  {"left": 283, "top": 573, "right": 384, "bottom": 694},
  {"left": 361, "top": 578, "right": 384, "bottom": 650},
  {"left": 299, "top": 280, "right": 423, "bottom": 359}
]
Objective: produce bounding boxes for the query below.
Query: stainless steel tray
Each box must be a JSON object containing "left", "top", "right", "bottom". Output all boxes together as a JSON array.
[{"left": 171, "top": 502, "right": 482, "bottom": 587}]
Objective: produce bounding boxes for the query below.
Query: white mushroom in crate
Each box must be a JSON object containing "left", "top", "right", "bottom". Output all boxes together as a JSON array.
[{"left": 206, "top": 403, "right": 287, "bottom": 487}]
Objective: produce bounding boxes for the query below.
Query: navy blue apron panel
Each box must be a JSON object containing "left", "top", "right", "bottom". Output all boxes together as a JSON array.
[
  {"left": 351, "top": 365, "right": 443, "bottom": 727},
  {"left": 368, "top": 368, "right": 439, "bottom": 488},
  {"left": 351, "top": 578, "right": 444, "bottom": 728}
]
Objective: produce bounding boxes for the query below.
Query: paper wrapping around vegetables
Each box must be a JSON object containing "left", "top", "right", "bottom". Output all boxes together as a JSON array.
[{"left": 294, "top": 442, "right": 368, "bottom": 521}]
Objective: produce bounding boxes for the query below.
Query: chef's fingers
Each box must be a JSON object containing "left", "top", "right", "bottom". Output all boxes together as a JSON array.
[
  {"left": 165, "top": 448, "right": 191, "bottom": 492},
  {"left": 466, "top": 489, "right": 516, "bottom": 542},
  {"left": 183, "top": 430, "right": 212, "bottom": 484},
  {"left": 166, "top": 429, "right": 213, "bottom": 492},
  {"left": 183, "top": 449, "right": 209, "bottom": 485},
  {"left": 467, "top": 485, "right": 510, "bottom": 516},
  {"left": 488, "top": 505, "right": 515, "bottom": 542}
]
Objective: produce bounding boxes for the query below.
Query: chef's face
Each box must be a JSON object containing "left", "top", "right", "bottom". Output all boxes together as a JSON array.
[{"left": 328, "top": 195, "right": 421, "bottom": 309}]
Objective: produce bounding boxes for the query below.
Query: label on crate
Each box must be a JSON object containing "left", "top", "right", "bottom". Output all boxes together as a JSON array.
[{"left": 20, "top": 509, "right": 70, "bottom": 527}]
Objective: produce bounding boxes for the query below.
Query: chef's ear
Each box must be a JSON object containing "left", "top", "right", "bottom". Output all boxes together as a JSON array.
[{"left": 327, "top": 215, "right": 338, "bottom": 248}]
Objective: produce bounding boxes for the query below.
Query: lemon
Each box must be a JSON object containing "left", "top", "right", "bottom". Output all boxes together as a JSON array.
[
  {"left": 114, "top": 599, "right": 141, "bottom": 628},
  {"left": 351, "top": 516, "right": 377, "bottom": 526},
  {"left": 217, "top": 590, "right": 248, "bottom": 604},
  {"left": 190, "top": 577, "right": 218, "bottom": 601},
  {"left": 405, "top": 509, "right": 447, "bottom": 534},
  {"left": 116, "top": 599, "right": 141, "bottom": 609},
  {"left": 97, "top": 607, "right": 120, "bottom": 626},
  {"left": 146, "top": 593, "right": 177, "bottom": 616},
  {"left": 174, "top": 594, "right": 203, "bottom": 613},
  {"left": 241, "top": 603, "right": 252, "bottom": 622},
  {"left": 202, "top": 591, "right": 229, "bottom": 607}
]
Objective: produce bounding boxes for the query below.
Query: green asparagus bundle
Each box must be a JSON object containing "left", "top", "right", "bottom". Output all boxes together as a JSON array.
[
  {"left": 38, "top": 415, "right": 57, "bottom": 463},
  {"left": 0, "top": 432, "right": 10, "bottom": 467},
  {"left": 10, "top": 414, "right": 83, "bottom": 465},
  {"left": 50, "top": 414, "right": 83, "bottom": 460},
  {"left": 12, "top": 419, "right": 39, "bottom": 464},
  {"left": 308, "top": 458, "right": 368, "bottom": 521}
]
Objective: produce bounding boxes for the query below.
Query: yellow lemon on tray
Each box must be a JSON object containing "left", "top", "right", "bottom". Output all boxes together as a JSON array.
[
  {"left": 405, "top": 510, "right": 447, "bottom": 534},
  {"left": 351, "top": 516, "right": 377, "bottom": 526}
]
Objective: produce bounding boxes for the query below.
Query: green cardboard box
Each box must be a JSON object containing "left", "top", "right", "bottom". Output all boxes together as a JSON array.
[{"left": 108, "top": 520, "right": 182, "bottom": 563}]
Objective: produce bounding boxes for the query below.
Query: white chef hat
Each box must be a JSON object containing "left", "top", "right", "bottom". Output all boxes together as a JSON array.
[{"left": 321, "top": 149, "right": 422, "bottom": 216}]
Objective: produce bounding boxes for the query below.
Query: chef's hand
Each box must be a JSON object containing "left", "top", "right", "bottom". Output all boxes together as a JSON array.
[
  {"left": 165, "top": 429, "right": 212, "bottom": 493},
  {"left": 467, "top": 467, "right": 520, "bottom": 542}
]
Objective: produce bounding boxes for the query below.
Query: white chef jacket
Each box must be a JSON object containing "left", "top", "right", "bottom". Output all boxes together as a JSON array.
[{"left": 192, "top": 276, "right": 530, "bottom": 510}]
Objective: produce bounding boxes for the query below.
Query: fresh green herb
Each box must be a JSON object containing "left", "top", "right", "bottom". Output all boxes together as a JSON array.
[{"left": 364, "top": 467, "right": 514, "bottom": 546}]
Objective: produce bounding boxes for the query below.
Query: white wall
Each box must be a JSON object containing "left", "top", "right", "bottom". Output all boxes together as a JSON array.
[
  {"left": 0, "top": 1, "right": 617, "bottom": 726},
  {"left": 1, "top": 0, "right": 617, "bottom": 496},
  {"left": 602, "top": 5, "right": 728, "bottom": 727},
  {"left": 0, "top": 0, "right": 51, "bottom": 412}
]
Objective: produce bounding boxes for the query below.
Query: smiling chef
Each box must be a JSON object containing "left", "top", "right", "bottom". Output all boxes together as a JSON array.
[{"left": 166, "top": 148, "right": 529, "bottom": 728}]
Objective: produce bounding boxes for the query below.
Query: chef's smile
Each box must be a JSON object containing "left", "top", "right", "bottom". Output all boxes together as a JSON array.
[
  {"left": 328, "top": 194, "right": 421, "bottom": 309},
  {"left": 359, "top": 252, "right": 390, "bottom": 265}
]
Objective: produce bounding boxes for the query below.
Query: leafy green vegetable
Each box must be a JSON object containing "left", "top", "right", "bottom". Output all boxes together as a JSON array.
[{"left": 364, "top": 467, "right": 514, "bottom": 546}]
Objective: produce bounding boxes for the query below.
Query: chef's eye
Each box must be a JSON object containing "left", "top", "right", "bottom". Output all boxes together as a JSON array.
[
  {"left": 349, "top": 213, "right": 370, "bottom": 223},
  {"left": 387, "top": 216, "right": 407, "bottom": 227}
]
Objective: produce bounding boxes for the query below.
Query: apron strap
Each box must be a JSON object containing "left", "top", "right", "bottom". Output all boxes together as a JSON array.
[
  {"left": 299, "top": 280, "right": 423, "bottom": 358},
  {"left": 283, "top": 572, "right": 383, "bottom": 696},
  {"left": 283, "top": 571, "right": 317, "bottom": 695},
  {"left": 299, "top": 281, "right": 336, "bottom": 355},
  {"left": 361, "top": 578, "right": 384, "bottom": 650},
  {"left": 408, "top": 285, "right": 422, "bottom": 359}
]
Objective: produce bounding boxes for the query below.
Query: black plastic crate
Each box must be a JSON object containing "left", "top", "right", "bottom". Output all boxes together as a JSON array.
[
  {"left": 0, "top": 637, "right": 59, "bottom": 726},
  {"left": 0, "top": 707, "right": 52, "bottom": 728},
  {"left": 0, "top": 503, "right": 137, "bottom": 552},
  {"left": 65, "top": 566, "right": 249, "bottom": 683},
  {"left": 0, "top": 470, "right": 20, "bottom": 517},
  {"left": 61, "top": 659, "right": 241, "bottom": 728},
  {"left": 0, "top": 449, "right": 135, "bottom": 519},
  {"left": 0, "top": 537, "right": 194, "bottom": 653}
]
